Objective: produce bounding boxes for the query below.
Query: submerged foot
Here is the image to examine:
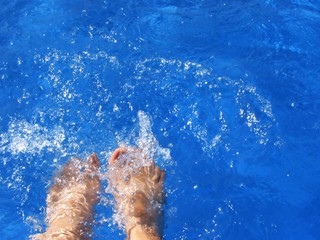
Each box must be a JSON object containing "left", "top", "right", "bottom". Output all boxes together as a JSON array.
[
  {"left": 108, "top": 147, "right": 166, "bottom": 240},
  {"left": 33, "top": 153, "right": 101, "bottom": 240}
]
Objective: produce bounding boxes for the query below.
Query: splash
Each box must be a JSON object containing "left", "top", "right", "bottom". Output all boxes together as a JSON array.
[
  {"left": 134, "top": 111, "right": 172, "bottom": 167},
  {"left": 110, "top": 110, "right": 173, "bottom": 168},
  {"left": 0, "top": 120, "right": 65, "bottom": 155}
]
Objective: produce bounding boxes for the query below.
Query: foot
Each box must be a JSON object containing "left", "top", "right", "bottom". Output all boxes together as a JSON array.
[
  {"left": 32, "top": 153, "right": 101, "bottom": 240},
  {"left": 108, "top": 147, "right": 166, "bottom": 240}
]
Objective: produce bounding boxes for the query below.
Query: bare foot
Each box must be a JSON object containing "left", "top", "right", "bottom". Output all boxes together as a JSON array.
[
  {"left": 32, "top": 153, "right": 101, "bottom": 240},
  {"left": 108, "top": 147, "right": 166, "bottom": 240}
]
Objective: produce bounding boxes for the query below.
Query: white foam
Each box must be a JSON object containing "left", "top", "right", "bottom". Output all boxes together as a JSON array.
[{"left": 0, "top": 120, "right": 65, "bottom": 155}]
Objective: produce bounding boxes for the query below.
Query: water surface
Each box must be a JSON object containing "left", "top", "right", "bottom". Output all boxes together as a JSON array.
[{"left": 0, "top": 0, "right": 320, "bottom": 239}]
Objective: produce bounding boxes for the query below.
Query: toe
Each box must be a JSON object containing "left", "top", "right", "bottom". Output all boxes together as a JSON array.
[
  {"left": 88, "top": 153, "right": 100, "bottom": 168},
  {"left": 152, "top": 166, "right": 161, "bottom": 182},
  {"left": 159, "top": 170, "right": 166, "bottom": 183},
  {"left": 109, "top": 147, "right": 127, "bottom": 166},
  {"left": 148, "top": 160, "right": 155, "bottom": 176}
]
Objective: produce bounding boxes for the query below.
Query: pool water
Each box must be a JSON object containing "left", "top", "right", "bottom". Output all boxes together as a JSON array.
[{"left": 1, "top": 0, "right": 320, "bottom": 239}]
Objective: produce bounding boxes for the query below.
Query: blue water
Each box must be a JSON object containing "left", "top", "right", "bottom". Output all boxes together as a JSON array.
[{"left": 1, "top": 0, "right": 320, "bottom": 239}]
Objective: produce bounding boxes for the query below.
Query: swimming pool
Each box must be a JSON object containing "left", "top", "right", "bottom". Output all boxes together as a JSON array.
[{"left": 1, "top": 0, "right": 320, "bottom": 239}]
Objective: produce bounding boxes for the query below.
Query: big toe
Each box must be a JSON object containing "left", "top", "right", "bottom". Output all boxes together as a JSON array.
[{"left": 109, "top": 147, "right": 127, "bottom": 166}]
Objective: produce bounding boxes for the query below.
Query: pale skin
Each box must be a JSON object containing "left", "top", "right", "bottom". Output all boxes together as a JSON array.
[
  {"left": 109, "top": 147, "right": 165, "bottom": 240},
  {"left": 32, "top": 148, "right": 165, "bottom": 240}
]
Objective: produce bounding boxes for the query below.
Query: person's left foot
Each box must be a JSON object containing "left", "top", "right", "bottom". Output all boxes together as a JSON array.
[{"left": 32, "top": 153, "right": 101, "bottom": 240}]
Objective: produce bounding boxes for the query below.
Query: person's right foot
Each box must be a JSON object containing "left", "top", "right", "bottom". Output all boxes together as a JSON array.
[{"left": 108, "top": 147, "right": 166, "bottom": 240}]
